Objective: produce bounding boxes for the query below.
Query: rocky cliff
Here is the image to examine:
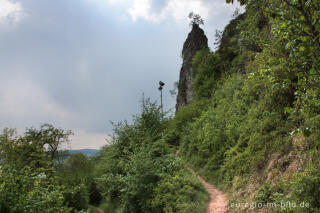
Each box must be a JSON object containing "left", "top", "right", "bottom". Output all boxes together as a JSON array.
[{"left": 176, "top": 24, "right": 208, "bottom": 112}]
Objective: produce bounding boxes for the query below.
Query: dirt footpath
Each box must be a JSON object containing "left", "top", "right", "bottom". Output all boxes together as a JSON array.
[
  {"left": 178, "top": 150, "right": 229, "bottom": 213},
  {"left": 196, "top": 174, "right": 229, "bottom": 213}
]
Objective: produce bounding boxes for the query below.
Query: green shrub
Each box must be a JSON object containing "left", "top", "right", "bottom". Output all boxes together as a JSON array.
[
  {"left": 0, "top": 165, "right": 71, "bottom": 213},
  {"left": 289, "top": 165, "right": 320, "bottom": 212},
  {"left": 166, "top": 99, "right": 208, "bottom": 146},
  {"left": 152, "top": 170, "right": 209, "bottom": 213},
  {"left": 94, "top": 99, "right": 208, "bottom": 213},
  {"left": 255, "top": 184, "right": 274, "bottom": 205},
  {"left": 192, "top": 48, "right": 220, "bottom": 100},
  {"left": 64, "top": 184, "right": 89, "bottom": 211}
]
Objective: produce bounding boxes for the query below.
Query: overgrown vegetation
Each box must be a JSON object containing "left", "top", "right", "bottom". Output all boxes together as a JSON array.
[
  {"left": 173, "top": 0, "right": 320, "bottom": 212},
  {"left": 94, "top": 100, "right": 209, "bottom": 213},
  {"left": 0, "top": 125, "right": 82, "bottom": 212},
  {"left": 0, "top": 101, "right": 209, "bottom": 213},
  {"left": 1, "top": 0, "right": 320, "bottom": 212}
]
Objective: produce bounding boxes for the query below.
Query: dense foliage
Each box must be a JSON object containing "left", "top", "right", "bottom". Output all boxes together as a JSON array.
[
  {"left": 0, "top": 164, "right": 70, "bottom": 213},
  {"left": 94, "top": 100, "right": 209, "bottom": 213},
  {"left": 173, "top": 0, "right": 320, "bottom": 212},
  {"left": 0, "top": 125, "right": 97, "bottom": 212},
  {"left": 1, "top": 0, "right": 320, "bottom": 212}
]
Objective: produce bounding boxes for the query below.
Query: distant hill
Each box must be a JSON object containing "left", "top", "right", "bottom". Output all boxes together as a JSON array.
[{"left": 68, "top": 149, "right": 100, "bottom": 157}]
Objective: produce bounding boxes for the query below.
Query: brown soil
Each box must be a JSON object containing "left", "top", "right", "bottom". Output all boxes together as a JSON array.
[
  {"left": 187, "top": 167, "right": 229, "bottom": 213},
  {"left": 176, "top": 150, "right": 229, "bottom": 213},
  {"left": 96, "top": 208, "right": 104, "bottom": 213},
  {"left": 198, "top": 175, "right": 229, "bottom": 213}
]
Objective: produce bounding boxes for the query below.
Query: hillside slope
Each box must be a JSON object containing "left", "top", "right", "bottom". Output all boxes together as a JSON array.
[{"left": 170, "top": 1, "right": 320, "bottom": 212}]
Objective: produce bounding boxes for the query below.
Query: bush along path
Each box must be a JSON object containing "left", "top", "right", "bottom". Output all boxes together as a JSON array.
[{"left": 176, "top": 150, "right": 229, "bottom": 213}]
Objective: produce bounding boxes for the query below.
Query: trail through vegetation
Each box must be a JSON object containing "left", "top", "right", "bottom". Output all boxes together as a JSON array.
[
  {"left": 196, "top": 173, "right": 228, "bottom": 213},
  {"left": 96, "top": 208, "right": 104, "bottom": 213},
  {"left": 1, "top": 0, "right": 320, "bottom": 212},
  {"left": 188, "top": 167, "right": 229, "bottom": 213},
  {"left": 176, "top": 150, "right": 228, "bottom": 213}
]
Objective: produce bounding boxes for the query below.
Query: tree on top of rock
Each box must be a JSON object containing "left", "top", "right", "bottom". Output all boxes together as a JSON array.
[
  {"left": 226, "top": 0, "right": 247, "bottom": 5},
  {"left": 188, "top": 12, "right": 204, "bottom": 27}
]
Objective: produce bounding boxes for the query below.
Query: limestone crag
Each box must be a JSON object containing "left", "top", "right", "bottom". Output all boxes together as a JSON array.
[{"left": 176, "top": 24, "right": 208, "bottom": 112}]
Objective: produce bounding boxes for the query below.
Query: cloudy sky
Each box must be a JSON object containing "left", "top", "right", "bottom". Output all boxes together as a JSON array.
[{"left": 0, "top": 0, "right": 241, "bottom": 149}]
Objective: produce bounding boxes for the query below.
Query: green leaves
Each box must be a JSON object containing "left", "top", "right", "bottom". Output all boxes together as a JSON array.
[
  {"left": 0, "top": 125, "right": 85, "bottom": 212},
  {"left": 192, "top": 48, "right": 219, "bottom": 100},
  {"left": 0, "top": 164, "right": 71, "bottom": 213},
  {"left": 299, "top": 46, "right": 306, "bottom": 52},
  {"left": 94, "top": 99, "right": 206, "bottom": 213},
  {"left": 0, "top": 124, "right": 73, "bottom": 170},
  {"left": 225, "top": 0, "right": 248, "bottom": 6},
  {"left": 152, "top": 171, "right": 209, "bottom": 213}
]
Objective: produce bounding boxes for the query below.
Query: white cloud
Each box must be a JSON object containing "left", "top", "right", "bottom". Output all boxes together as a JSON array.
[
  {"left": 108, "top": 0, "right": 129, "bottom": 5},
  {"left": 69, "top": 129, "right": 111, "bottom": 150},
  {"left": 0, "top": 72, "right": 109, "bottom": 150},
  {"left": 128, "top": 0, "right": 154, "bottom": 21},
  {"left": 163, "top": 0, "right": 209, "bottom": 23},
  {"left": 89, "top": 0, "right": 241, "bottom": 25},
  {"left": 127, "top": 0, "right": 236, "bottom": 24},
  {"left": 128, "top": 0, "right": 205, "bottom": 23},
  {"left": 0, "top": 72, "right": 75, "bottom": 123},
  {"left": 0, "top": 0, "right": 23, "bottom": 24},
  {"left": 87, "top": 0, "right": 129, "bottom": 7}
]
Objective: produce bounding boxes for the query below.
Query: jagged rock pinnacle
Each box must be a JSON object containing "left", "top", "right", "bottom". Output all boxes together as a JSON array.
[{"left": 176, "top": 24, "right": 208, "bottom": 112}]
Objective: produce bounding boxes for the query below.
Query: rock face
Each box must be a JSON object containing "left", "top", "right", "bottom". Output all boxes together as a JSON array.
[{"left": 176, "top": 24, "right": 208, "bottom": 112}]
